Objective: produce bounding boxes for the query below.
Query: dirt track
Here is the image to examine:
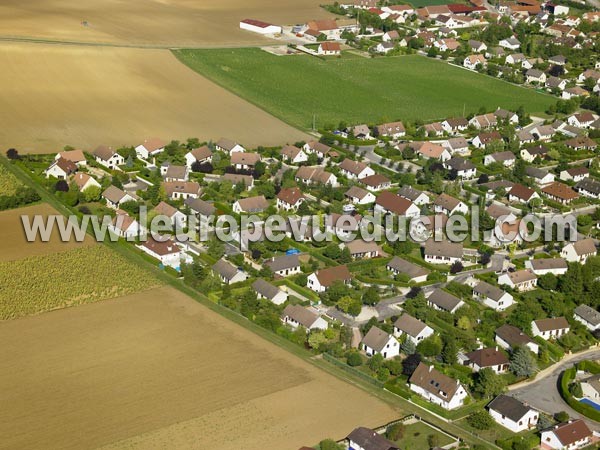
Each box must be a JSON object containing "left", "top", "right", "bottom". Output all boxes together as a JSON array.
[
  {"left": 0, "top": 43, "right": 310, "bottom": 153},
  {"left": 0, "top": 286, "right": 397, "bottom": 450}
]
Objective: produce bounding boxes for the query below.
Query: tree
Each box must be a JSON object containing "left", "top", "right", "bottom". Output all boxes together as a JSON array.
[
  {"left": 6, "top": 148, "right": 19, "bottom": 160},
  {"left": 450, "top": 261, "right": 464, "bottom": 274},
  {"left": 323, "top": 243, "right": 342, "bottom": 260},
  {"left": 362, "top": 287, "right": 380, "bottom": 306},
  {"left": 55, "top": 180, "right": 69, "bottom": 192},
  {"left": 537, "top": 414, "right": 553, "bottom": 431},
  {"left": 417, "top": 335, "right": 442, "bottom": 357},
  {"left": 473, "top": 368, "right": 507, "bottom": 399},
  {"left": 82, "top": 185, "right": 101, "bottom": 203},
  {"left": 337, "top": 296, "right": 361, "bottom": 317},
  {"left": 554, "top": 411, "right": 569, "bottom": 422},
  {"left": 402, "top": 353, "right": 422, "bottom": 376},
  {"left": 538, "top": 273, "right": 558, "bottom": 291},
  {"left": 441, "top": 339, "right": 458, "bottom": 364},
  {"left": 308, "top": 331, "right": 328, "bottom": 351},
  {"left": 386, "top": 423, "right": 404, "bottom": 441},
  {"left": 318, "top": 439, "right": 344, "bottom": 450},
  {"left": 511, "top": 346, "right": 538, "bottom": 378},
  {"left": 401, "top": 338, "right": 416, "bottom": 355},
  {"left": 368, "top": 353, "right": 384, "bottom": 372},
  {"left": 467, "top": 411, "right": 493, "bottom": 430},
  {"left": 207, "top": 236, "right": 225, "bottom": 259},
  {"left": 346, "top": 351, "right": 362, "bottom": 367}
]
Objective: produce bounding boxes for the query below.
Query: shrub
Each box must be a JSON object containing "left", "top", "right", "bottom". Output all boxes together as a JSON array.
[
  {"left": 467, "top": 411, "right": 493, "bottom": 430},
  {"left": 386, "top": 423, "right": 404, "bottom": 441},
  {"left": 346, "top": 351, "right": 363, "bottom": 367}
]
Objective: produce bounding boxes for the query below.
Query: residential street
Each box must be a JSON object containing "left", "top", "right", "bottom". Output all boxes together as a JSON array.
[{"left": 510, "top": 348, "right": 600, "bottom": 431}]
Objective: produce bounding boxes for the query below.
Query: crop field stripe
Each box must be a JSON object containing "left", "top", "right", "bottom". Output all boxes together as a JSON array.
[
  {"left": 0, "top": 155, "right": 496, "bottom": 449},
  {"left": 173, "top": 48, "right": 556, "bottom": 131}
]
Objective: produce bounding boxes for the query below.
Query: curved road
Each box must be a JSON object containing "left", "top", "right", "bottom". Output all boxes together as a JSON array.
[{"left": 510, "top": 348, "right": 600, "bottom": 431}]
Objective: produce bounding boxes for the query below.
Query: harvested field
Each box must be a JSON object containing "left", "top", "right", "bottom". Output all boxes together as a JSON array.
[
  {"left": 0, "top": 245, "right": 161, "bottom": 319},
  {"left": 0, "top": 43, "right": 310, "bottom": 153},
  {"left": 175, "top": 48, "right": 556, "bottom": 129},
  {"left": 0, "top": 0, "right": 331, "bottom": 47},
  {"left": 0, "top": 203, "right": 95, "bottom": 262},
  {"left": 0, "top": 286, "right": 397, "bottom": 450}
]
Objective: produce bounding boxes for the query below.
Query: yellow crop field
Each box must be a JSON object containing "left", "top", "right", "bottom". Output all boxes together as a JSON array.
[
  {"left": 0, "top": 164, "right": 23, "bottom": 196},
  {"left": 0, "top": 245, "right": 161, "bottom": 319},
  {"left": 0, "top": 43, "right": 311, "bottom": 153},
  {"left": 0, "top": 286, "right": 397, "bottom": 450},
  {"left": 0, "top": 0, "right": 331, "bottom": 47}
]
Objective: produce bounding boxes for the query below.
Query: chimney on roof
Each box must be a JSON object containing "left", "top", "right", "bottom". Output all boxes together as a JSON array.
[{"left": 429, "top": 365, "right": 433, "bottom": 372}]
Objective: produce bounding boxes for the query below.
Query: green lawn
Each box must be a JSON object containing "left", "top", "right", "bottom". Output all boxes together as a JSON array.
[
  {"left": 173, "top": 48, "right": 555, "bottom": 130},
  {"left": 396, "top": 421, "right": 456, "bottom": 450}
]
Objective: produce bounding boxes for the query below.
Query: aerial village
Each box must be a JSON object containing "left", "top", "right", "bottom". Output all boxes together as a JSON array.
[{"left": 4, "top": 0, "right": 600, "bottom": 449}]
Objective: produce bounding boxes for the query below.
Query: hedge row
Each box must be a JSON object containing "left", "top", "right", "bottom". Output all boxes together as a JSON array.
[{"left": 559, "top": 367, "right": 600, "bottom": 422}]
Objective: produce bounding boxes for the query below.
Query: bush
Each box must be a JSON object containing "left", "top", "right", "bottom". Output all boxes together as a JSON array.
[
  {"left": 386, "top": 423, "right": 404, "bottom": 441},
  {"left": 554, "top": 411, "right": 569, "bottom": 422},
  {"left": 467, "top": 411, "right": 493, "bottom": 430},
  {"left": 346, "top": 351, "right": 363, "bottom": 367}
]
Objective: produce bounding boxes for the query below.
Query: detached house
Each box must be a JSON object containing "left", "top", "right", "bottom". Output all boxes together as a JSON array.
[
  {"left": 345, "top": 239, "right": 383, "bottom": 259},
  {"left": 339, "top": 158, "right": 375, "bottom": 180},
  {"left": 346, "top": 428, "right": 399, "bottom": 450},
  {"left": 488, "top": 395, "right": 539, "bottom": 433},
  {"left": 465, "top": 347, "right": 509, "bottom": 373},
  {"left": 276, "top": 187, "right": 304, "bottom": 211},
  {"left": 345, "top": 186, "right": 376, "bottom": 205},
  {"left": 361, "top": 326, "right": 399, "bottom": 359},
  {"left": 185, "top": 146, "right": 213, "bottom": 169},
  {"left": 498, "top": 269, "right": 538, "bottom": 292},
  {"left": 464, "top": 54, "right": 487, "bottom": 70},
  {"left": 386, "top": 256, "right": 430, "bottom": 283},
  {"left": 374, "top": 191, "right": 420, "bottom": 218},
  {"left": 475, "top": 132, "right": 504, "bottom": 150},
  {"left": 135, "top": 138, "right": 165, "bottom": 159},
  {"left": 427, "top": 288, "right": 464, "bottom": 313},
  {"left": 424, "top": 240, "right": 463, "bottom": 266},
  {"left": 281, "top": 145, "right": 308, "bottom": 164},
  {"left": 215, "top": 138, "right": 245, "bottom": 155},
  {"left": 508, "top": 183, "right": 539, "bottom": 204},
  {"left": 360, "top": 173, "right": 391, "bottom": 191},
  {"left": 561, "top": 238, "right": 597, "bottom": 263},
  {"left": 162, "top": 181, "right": 201, "bottom": 201},
  {"left": 495, "top": 324, "right": 539, "bottom": 354},
  {"left": 568, "top": 112, "right": 598, "bottom": 129},
  {"left": 441, "top": 118, "right": 469, "bottom": 134},
  {"left": 295, "top": 166, "right": 338, "bottom": 186},
  {"left": 93, "top": 145, "right": 124, "bottom": 170},
  {"left": 484, "top": 151, "right": 515, "bottom": 168},
  {"left": 574, "top": 304, "right": 600, "bottom": 332},
  {"left": 409, "top": 363, "right": 468, "bottom": 410},
  {"left": 303, "top": 141, "right": 331, "bottom": 159},
  {"left": 375, "top": 121, "right": 405, "bottom": 138},
  {"left": 443, "top": 157, "right": 476, "bottom": 179},
  {"left": 575, "top": 178, "right": 600, "bottom": 199},
  {"left": 531, "top": 317, "right": 570, "bottom": 340},
  {"left": 473, "top": 281, "right": 515, "bottom": 311},
  {"left": 162, "top": 163, "right": 189, "bottom": 182},
  {"left": 153, "top": 201, "right": 187, "bottom": 229},
  {"left": 72, "top": 173, "right": 101, "bottom": 193},
  {"left": 541, "top": 182, "right": 579, "bottom": 205},
  {"left": 560, "top": 167, "right": 589, "bottom": 182},
  {"left": 212, "top": 259, "right": 248, "bottom": 285},
  {"left": 44, "top": 157, "right": 77, "bottom": 179},
  {"left": 110, "top": 212, "right": 144, "bottom": 239},
  {"left": 233, "top": 195, "right": 270, "bottom": 214},
  {"left": 413, "top": 141, "right": 451, "bottom": 161},
  {"left": 525, "top": 257, "right": 568, "bottom": 276},
  {"left": 307, "top": 265, "right": 352, "bottom": 292},
  {"left": 318, "top": 42, "right": 341, "bottom": 55},
  {"left": 231, "top": 152, "right": 260, "bottom": 171},
  {"left": 398, "top": 186, "right": 430, "bottom": 206},
  {"left": 139, "top": 235, "right": 191, "bottom": 270},
  {"left": 541, "top": 420, "right": 593, "bottom": 450},
  {"left": 394, "top": 314, "right": 434, "bottom": 345},
  {"left": 56, "top": 149, "right": 87, "bottom": 167},
  {"left": 526, "top": 68, "right": 547, "bottom": 84},
  {"left": 433, "top": 193, "right": 468, "bottom": 216},
  {"left": 265, "top": 254, "right": 301, "bottom": 278},
  {"left": 526, "top": 167, "right": 555, "bottom": 186},
  {"left": 281, "top": 305, "right": 328, "bottom": 331},
  {"left": 253, "top": 279, "right": 288, "bottom": 305},
  {"left": 102, "top": 185, "right": 135, "bottom": 209}
]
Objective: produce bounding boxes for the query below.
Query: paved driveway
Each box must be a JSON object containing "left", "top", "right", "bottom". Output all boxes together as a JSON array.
[{"left": 510, "top": 350, "right": 600, "bottom": 431}]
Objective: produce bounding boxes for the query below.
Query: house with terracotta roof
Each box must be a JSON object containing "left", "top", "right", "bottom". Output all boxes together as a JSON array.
[
  {"left": 44, "top": 157, "right": 77, "bottom": 179},
  {"left": 541, "top": 419, "right": 594, "bottom": 449},
  {"left": 498, "top": 269, "right": 538, "bottom": 291},
  {"left": 507, "top": 183, "right": 539, "bottom": 204},
  {"left": 276, "top": 187, "right": 304, "bottom": 211},
  {"left": 135, "top": 138, "right": 166, "bottom": 159},
  {"left": 72, "top": 173, "right": 101, "bottom": 192},
  {"left": 318, "top": 42, "right": 341, "bottom": 55},
  {"left": 413, "top": 141, "right": 451, "bottom": 161},
  {"left": 153, "top": 201, "right": 187, "bottom": 229},
  {"left": 139, "top": 235, "right": 192, "bottom": 270},
  {"left": 559, "top": 167, "right": 589, "bottom": 182},
  {"left": 561, "top": 238, "right": 597, "bottom": 263},
  {"left": 375, "top": 191, "right": 420, "bottom": 218},
  {"left": 110, "top": 211, "right": 144, "bottom": 239},
  {"left": 541, "top": 182, "right": 579, "bottom": 204},
  {"left": 56, "top": 149, "right": 87, "bottom": 167},
  {"left": 464, "top": 54, "right": 487, "bottom": 70},
  {"left": 375, "top": 121, "right": 405, "bottom": 138},
  {"left": 465, "top": 347, "right": 510, "bottom": 373},
  {"left": 307, "top": 265, "right": 352, "bottom": 292},
  {"left": 409, "top": 362, "right": 468, "bottom": 409},
  {"left": 531, "top": 317, "right": 570, "bottom": 340}
]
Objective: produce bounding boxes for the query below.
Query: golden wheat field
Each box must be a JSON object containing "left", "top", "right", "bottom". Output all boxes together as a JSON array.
[
  {"left": 0, "top": 203, "right": 95, "bottom": 262},
  {"left": 0, "top": 43, "right": 311, "bottom": 153},
  {"left": 0, "top": 286, "right": 397, "bottom": 450},
  {"left": 0, "top": 0, "right": 331, "bottom": 47}
]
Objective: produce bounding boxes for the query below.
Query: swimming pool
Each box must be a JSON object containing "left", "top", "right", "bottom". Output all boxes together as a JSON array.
[{"left": 580, "top": 398, "right": 600, "bottom": 411}]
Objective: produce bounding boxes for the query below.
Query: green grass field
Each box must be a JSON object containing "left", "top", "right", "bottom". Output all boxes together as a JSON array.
[
  {"left": 396, "top": 421, "right": 455, "bottom": 449},
  {"left": 174, "top": 48, "right": 555, "bottom": 130}
]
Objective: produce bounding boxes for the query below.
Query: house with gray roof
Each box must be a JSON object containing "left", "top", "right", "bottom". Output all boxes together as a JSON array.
[
  {"left": 361, "top": 326, "right": 399, "bottom": 359},
  {"left": 264, "top": 254, "right": 301, "bottom": 278},
  {"left": 281, "top": 305, "right": 327, "bottom": 331},
  {"left": 574, "top": 305, "right": 600, "bottom": 331},
  {"left": 488, "top": 395, "right": 539, "bottom": 433},
  {"left": 252, "top": 279, "right": 288, "bottom": 305},
  {"left": 393, "top": 314, "right": 434, "bottom": 344},
  {"left": 427, "top": 288, "right": 464, "bottom": 313},
  {"left": 212, "top": 259, "right": 247, "bottom": 285}
]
